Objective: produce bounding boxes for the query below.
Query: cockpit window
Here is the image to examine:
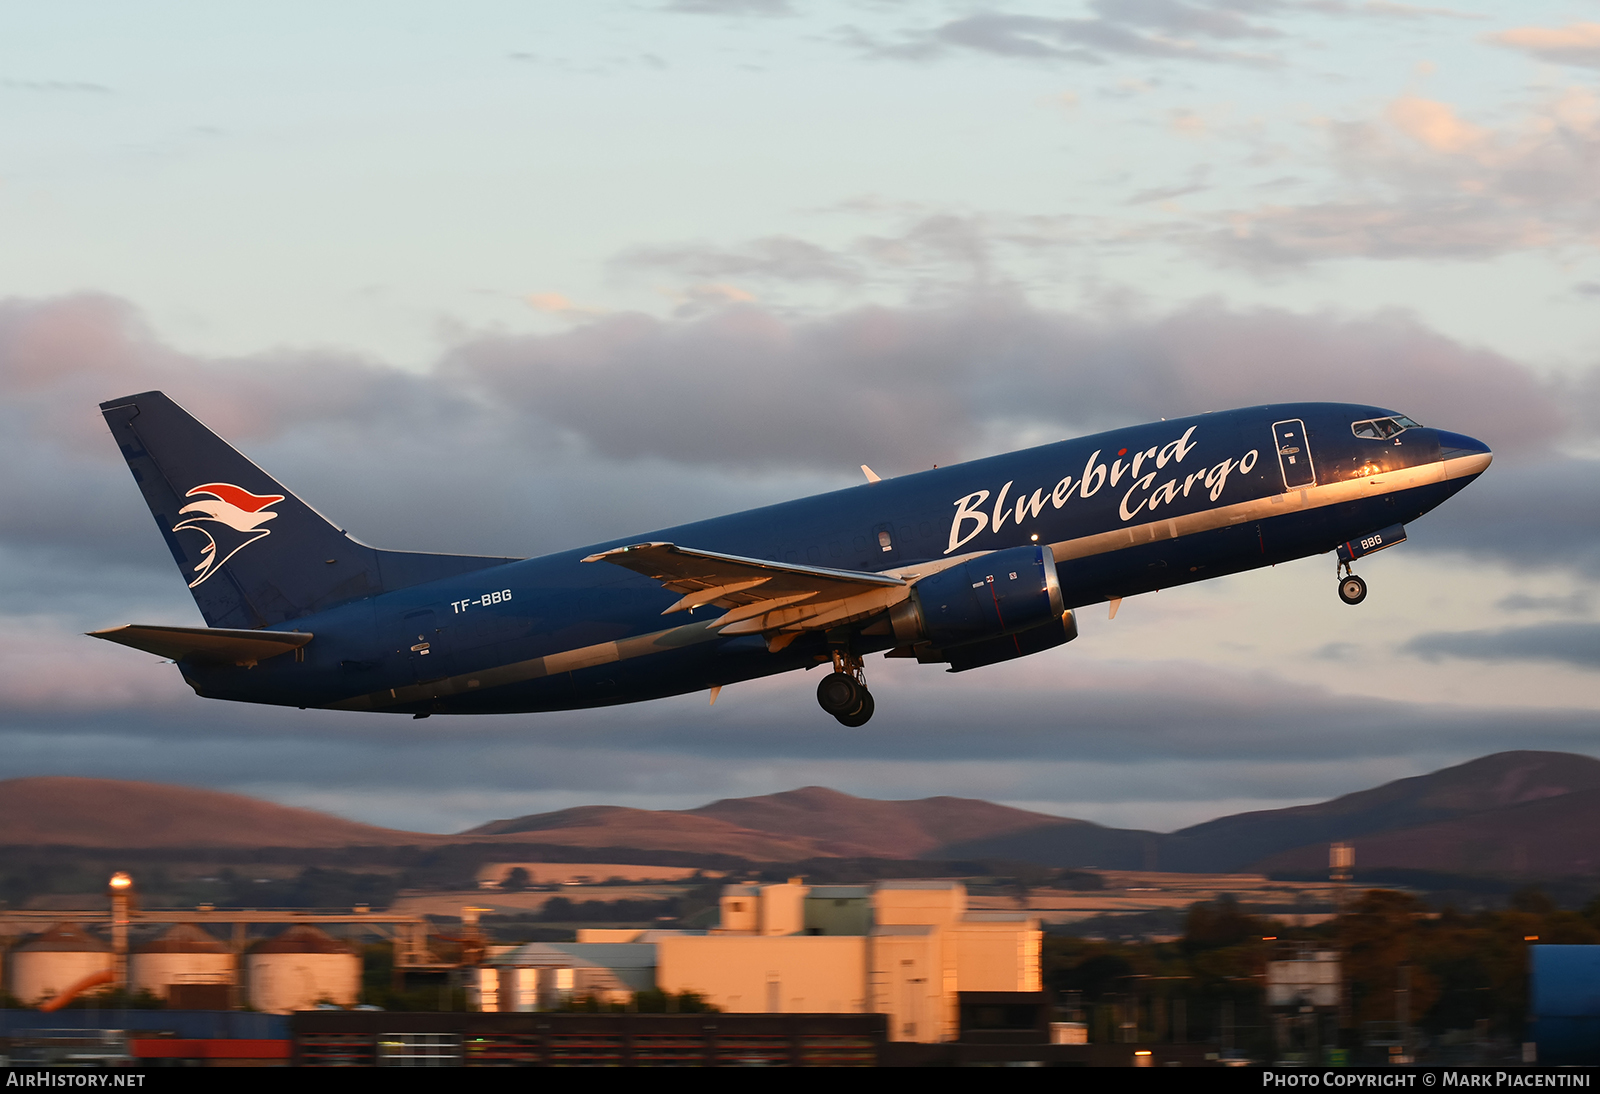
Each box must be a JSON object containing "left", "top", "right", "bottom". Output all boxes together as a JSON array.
[{"left": 1351, "top": 415, "right": 1421, "bottom": 440}]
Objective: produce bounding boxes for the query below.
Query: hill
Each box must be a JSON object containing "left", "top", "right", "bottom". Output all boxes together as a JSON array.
[
  {"left": 934, "top": 752, "right": 1600, "bottom": 875},
  {"left": 683, "top": 786, "right": 1071, "bottom": 859},
  {"left": 1254, "top": 786, "right": 1600, "bottom": 876},
  {"left": 463, "top": 804, "right": 851, "bottom": 860},
  {"left": 10, "top": 752, "right": 1600, "bottom": 881},
  {"left": 0, "top": 777, "right": 429, "bottom": 849}
]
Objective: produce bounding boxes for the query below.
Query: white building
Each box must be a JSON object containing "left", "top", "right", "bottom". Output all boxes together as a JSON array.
[{"left": 475, "top": 877, "right": 1042, "bottom": 1044}]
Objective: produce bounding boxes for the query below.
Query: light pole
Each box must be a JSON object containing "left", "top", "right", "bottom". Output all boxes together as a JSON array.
[
  {"left": 1330, "top": 843, "right": 1354, "bottom": 1053},
  {"left": 108, "top": 872, "right": 133, "bottom": 994}
]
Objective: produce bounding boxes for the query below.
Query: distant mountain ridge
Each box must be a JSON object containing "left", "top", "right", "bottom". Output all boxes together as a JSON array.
[
  {"left": 462, "top": 804, "right": 847, "bottom": 860},
  {"left": 0, "top": 777, "right": 425, "bottom": 849},
  {"left": 685, "top": 786, "right": 1072, "bottom": 858},
  {"left": 940, "top": 751, "right": 1600, "bottom": 873},
  {"left": 7, "top": 752, "right": 1600, "bottom": 879},
  {"left": 1164, "top": 751, "right": 1600, "bottom": 871},
  {"left": 462, "top": 787, "right": 1072, "bottom": 860}
]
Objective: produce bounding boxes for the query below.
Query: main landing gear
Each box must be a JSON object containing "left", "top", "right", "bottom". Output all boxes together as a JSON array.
[
  {"left": 817, "top": 650, "right": 874, "bottom": 727},
  {"left": 1337, "top": 560, "right": 1367, "bottom": 606}
]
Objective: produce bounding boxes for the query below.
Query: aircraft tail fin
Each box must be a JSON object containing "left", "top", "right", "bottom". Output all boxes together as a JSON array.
[{"left": 100, "top": 391, "right": 518, "bottom": 629}]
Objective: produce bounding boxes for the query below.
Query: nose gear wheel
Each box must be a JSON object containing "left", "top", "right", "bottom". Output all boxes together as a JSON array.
[
  {"left": 1336, "top": 558, "right": 1367, "bottom": 605},
  {"left": 1338, "top": 574, "right": 1367, "bottom": 605}
]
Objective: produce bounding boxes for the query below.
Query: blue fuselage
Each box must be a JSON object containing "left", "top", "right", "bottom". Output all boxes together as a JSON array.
[{"left": 178, "top": 402, "right": 1490, "bottom": 715}]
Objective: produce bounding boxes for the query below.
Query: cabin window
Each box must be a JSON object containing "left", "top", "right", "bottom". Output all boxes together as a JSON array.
[{"left": 878, "top": 530, "right": 892, "bottom": 551}]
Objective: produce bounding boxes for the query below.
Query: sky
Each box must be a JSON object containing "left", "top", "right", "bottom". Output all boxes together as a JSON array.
[{"left": 1, "top": 1, "right": 1597, "bottom": 836}]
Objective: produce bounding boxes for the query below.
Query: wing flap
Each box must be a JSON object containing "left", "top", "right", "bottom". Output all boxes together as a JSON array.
[
  {"left": 88, "top": 624, "right": 312, "bottom": 667},
  {"left": 661, "top": 577, "right": 772, "bottom": 614},
  {"left": 584, "top": 541, "right": 908, "bottom": 637}
]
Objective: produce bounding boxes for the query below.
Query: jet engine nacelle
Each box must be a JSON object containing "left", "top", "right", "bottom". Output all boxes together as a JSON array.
[
  {"left": 890, "top": 545, "right": 1076, "bottom": 670},
  {"left": 944, "top": 608, "right": 1077, "bottom": 673}
]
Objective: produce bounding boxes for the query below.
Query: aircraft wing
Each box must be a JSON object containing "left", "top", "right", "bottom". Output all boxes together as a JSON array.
[{"left": 582, "top": 541, "right": 908, "bottom": 645}]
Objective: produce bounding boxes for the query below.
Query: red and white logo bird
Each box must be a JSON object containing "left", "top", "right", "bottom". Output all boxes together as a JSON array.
[{"left": 172, "top": 483, "right": 285, "bottom": 588}]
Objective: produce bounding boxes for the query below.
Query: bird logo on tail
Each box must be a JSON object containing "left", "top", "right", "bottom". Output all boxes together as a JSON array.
[{"left": 172, "top": 483, "right": 285, "bottom": 588}]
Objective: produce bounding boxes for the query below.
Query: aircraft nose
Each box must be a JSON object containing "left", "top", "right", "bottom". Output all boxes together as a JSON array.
[
  {"left": 1434, "top": 430, "right": 1492, "bottom": 479},
  {"left": 1434, "top": 429, "right": 1492, "bottom": 460}
]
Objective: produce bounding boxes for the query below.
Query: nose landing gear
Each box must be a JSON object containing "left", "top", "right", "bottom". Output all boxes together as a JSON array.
[
  {"left": 1337, "top": 561, "right": 1367, "bottom": 605},
  {"left": 817, "top": 650, "right": 874, "bottom": 726}
]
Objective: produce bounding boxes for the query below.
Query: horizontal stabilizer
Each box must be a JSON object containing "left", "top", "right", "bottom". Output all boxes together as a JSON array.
[{"left": 88, "top": 624, "right": 313, "bottom": 667}]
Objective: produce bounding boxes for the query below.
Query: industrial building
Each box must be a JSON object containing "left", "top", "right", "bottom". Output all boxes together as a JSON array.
[
  {"left": 0, "top": 871, "right": 1263, "bottom": 1066},
  {"left": 475, "top": 877, "right": 1042, "bottom": 1044},
  {"left": 0, "top": 872, "right": 436, "bottom": 1017}
]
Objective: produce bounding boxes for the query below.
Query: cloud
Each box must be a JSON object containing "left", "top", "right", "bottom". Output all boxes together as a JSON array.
[
  {"left": 846, "top": 0, "right": 1475, "bottom": 71},
  {"left": 1, "top": 650, "right": 1596, "bottom": 833},
  {"left": 1086, "top": 0, "right": 1281, "bottom": 41},
  {"left": 526, "top": 292, "right": 605, "bottom": 317},
  {"left": 1496, "top": 592, "right": 1592, "bottom": 615},
  {"left": 1385, "top": 96, "right": 1486, "bottom": 154},
  {"left": 1404, "top": 623, "right": 1600, "bottom": 671},
  {"left": 663, "top": 0, "right": 793, "bottom": 14},
  {"left": 1199, "top": 90, "right": 1600, "bottom": 265},
  {"left": 609, "top": 214, "right": 1086, "bottom": 305},
  {"left": 1403, "top": 457, "right": 1600, "bottom": 578},
  {"left": 1489, "top": 22, "right": 1600, "bottom": 69},
  {"left": 615, "top": 236, "right": 861, "bottom": 286},
  {"left": 0, "top": 291, "right": 1580, "bottom": 563},
  {"left": 446, "top": 296, "right": 1578, "bottom": 475},
  {"left": 1309, "top": 1, "right": 1483, "bottom": 21},
  {"left": 850, "top": 9, "right": 1277, "bottom": 67}
]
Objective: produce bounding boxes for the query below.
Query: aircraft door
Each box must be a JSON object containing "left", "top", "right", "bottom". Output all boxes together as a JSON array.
[
  {"left": 1272, "top": 419, "right": 1317, "bottom": 489},
  {"left": 871, "top": 522, "right": 899, "bottom": 562},
  {"left": 396, "top": 608, "right": 450, "bottom": 683}
]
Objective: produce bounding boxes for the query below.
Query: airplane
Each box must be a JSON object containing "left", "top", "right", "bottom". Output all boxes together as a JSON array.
[{"left": 91, "top": 391, "right": 1491, "bottom": 726}]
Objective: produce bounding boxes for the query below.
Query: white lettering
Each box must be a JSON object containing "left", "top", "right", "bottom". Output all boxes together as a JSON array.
[
  {"left": 991, "top": 480, "right": 1014, "bottom": 533},
  {"left": 942, "top": 426, "right": 1269, "bottom": 538},
  {"left": 1119, "top": 472, "right": 1157, "bottom": 521},
  {"left": 1015, "top": 487, "right": 1047, "bottom": 524},
  {"left": 1051, "top": 475, "right": 1075, "bottom": 508},
  {"left": 1147, "top": 478, "right": 1181, "bottom": 511},
  {"left": 1205, "top": 458, "right": 1238, "bottom": 501},
  {"left": 1079, "top": 450, "right": 1107, "bottom": 498},
  {"left": 947, "top": 490, "right": 990, "bottom": 554},
  {"left": 1156, "top": 425, "right": 1199, "bottom": 468}
]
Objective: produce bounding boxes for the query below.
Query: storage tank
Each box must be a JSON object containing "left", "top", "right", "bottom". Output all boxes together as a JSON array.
[
  {"left": 245, "top": 925, "right": 359, "bottom": 1013},
  {"left": 9, "top": 923, "right": 112, "bottom": 1008},
  {"left": 130, "top": 922, "right": 234, "bottom": 1002}
]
